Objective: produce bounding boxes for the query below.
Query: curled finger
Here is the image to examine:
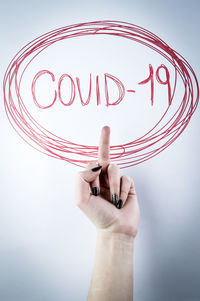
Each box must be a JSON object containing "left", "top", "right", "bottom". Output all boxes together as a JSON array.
[
  {"left": 117, "top": 175, "right": 132, "bottom": 209},
  {"left": 107, "top": 163, "right": 120, "bottom": 206}
]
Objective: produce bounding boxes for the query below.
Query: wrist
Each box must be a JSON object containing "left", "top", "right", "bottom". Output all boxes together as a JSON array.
[{"left": 97, "top": 229, "right": 135, "bottom": 245}]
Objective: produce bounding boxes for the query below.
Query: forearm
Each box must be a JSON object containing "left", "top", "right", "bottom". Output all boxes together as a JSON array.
[{"left": 87, "top": 231, "right": 134, "bottom": 301}]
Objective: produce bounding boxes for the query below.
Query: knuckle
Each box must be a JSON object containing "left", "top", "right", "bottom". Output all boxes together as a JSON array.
[
  {"left": 76, "top": 171, "right": 82, "bottom": 182},
  {"left": 99, "top": 151, "right": 110, "bottom": 160},
  {"left": 98, "top": 159, "right": 110, "bottom": 167},
  {"left": 108, "top": 163, "right": 119, "bottom": 171},
  {"left": 120, "top": 190, "right": 128, "bottom": 200},
  {"left": 86, "top": 161, "right": 98, "bottom": 168},
  {"left": 131, "top": 178, "right": 135, "bottom": 187},
  {"left": 125, "top": 175, "right": 134, "bottom": 186},
  {"left": 129, "top": 188, "right": 137, "bottom": 196},
  {"left": 122, "top": 175, "right": 130, "bottom": 182}
]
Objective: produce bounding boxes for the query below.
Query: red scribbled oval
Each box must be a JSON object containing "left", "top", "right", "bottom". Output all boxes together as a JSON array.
[{"left": 3, "top": 20, "right": 199, "bottom": 168}]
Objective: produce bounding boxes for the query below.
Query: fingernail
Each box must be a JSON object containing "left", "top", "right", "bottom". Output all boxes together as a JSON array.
[
  {"left": 91, "top": 166, "right": 102, "bottom": 172},
  {"left": 112, "top": 194, "right": 118, "bottom": 205},
  {"left": 92, "top": 187, "right": 99, "bottom": 196},
  {"left": 116, "top": 199, "right": 123, "bottom": 209}
]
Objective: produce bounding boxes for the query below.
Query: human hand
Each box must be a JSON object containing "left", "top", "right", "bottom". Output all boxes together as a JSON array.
[{"left": 74, "top": 126, "right": 140, "bottom": 238}]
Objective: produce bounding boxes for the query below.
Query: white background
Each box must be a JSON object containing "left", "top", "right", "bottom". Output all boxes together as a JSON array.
[{"left": 0, "top": 1, "right": 200, "bottom": 300}]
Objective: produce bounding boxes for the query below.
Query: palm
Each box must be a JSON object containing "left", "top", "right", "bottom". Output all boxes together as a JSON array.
[
  {"left": 86, "top": 172, "right": 139, "bottom": 237},
  {"left": 86, "top": 172, "right": 118, "bottom": 230}
]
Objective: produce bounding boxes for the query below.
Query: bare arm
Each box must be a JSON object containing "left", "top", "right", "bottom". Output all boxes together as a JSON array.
[{"left": 87, "top": 231, "right": 134, "bottom": 301}]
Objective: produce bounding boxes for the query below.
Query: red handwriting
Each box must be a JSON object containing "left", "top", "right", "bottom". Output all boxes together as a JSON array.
[
  {"left": 4, "top": 20, "right": 199, "bottom": 168},
  {"left": 138, "top": 64, "right": 171, "bottom": 106},
  {"left": 31, "top": 64, "right": 172, "bottom": 109}
]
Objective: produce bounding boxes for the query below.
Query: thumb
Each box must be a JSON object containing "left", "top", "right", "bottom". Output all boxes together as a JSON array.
[
  {"left": 80, "top": 165, "right": 102, "bottom": 183},
  {"left": 74, "top": 165, "right": 102, "bottom": 207}
]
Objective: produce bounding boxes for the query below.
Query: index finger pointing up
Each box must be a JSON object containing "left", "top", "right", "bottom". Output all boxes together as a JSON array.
[{"left": 98, "top": 125, "right": 110, "bottom": 171}]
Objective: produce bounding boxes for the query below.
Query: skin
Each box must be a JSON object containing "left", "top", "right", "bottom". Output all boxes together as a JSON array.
[{"left": 74, "top": 126, "right": 140, "bottom": 301}]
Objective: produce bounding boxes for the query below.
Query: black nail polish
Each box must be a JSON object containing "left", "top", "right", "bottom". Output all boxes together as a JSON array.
[
  {"left": 112, "top": 194, "right": 118, "bottom": 205},
  {"left": 91, "top": 166, "right": 102, "bottom": 172},
  {"left": 92, "top": 187, "right": 99, "bottom": 196},
  {"left": 116, "top": 199, "right": 123, "bottom": 209}
]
